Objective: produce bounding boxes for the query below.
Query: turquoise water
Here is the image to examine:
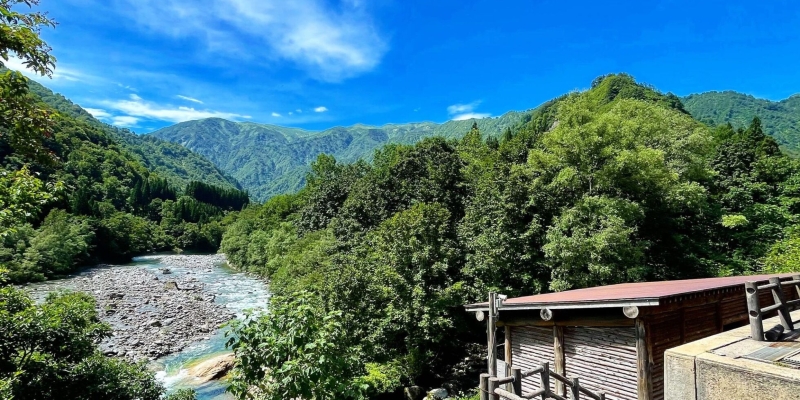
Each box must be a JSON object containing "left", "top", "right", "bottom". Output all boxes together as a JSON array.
[{"left": 26, "top": 254, "right": 271, "bottom": 400}]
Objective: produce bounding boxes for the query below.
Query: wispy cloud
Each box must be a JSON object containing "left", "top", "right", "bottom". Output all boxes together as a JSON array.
[
  {"left": 314, "top": 106, "right": 328, "bottom": 113},
  {"left": 2, "top": 55, "right": 85, "bottom": 82},
  {"left": 271, "top": 112, "right": 281, "bottom": 117},
  {"left": 84, "top": 108, "right": 112, "bottom": 119},
  {"left": 177, "top": 95, "right": 204, "bottom": 104},
  {"left": 100, "top": 93, "right": 250, "bottom": 124},
  {"left": 447, "top": 101, "right": 490, "bottom": 121},
  {"left": 120, "top": 0, "right": 387, "bottom": 82},
  {"left": 112, "top": 116, "right": 140, "bottom": 127}
]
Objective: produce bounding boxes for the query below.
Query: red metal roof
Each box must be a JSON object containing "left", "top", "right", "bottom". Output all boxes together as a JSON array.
[{"left": 465, "top": 273, "right": 798, "bottom": 311}]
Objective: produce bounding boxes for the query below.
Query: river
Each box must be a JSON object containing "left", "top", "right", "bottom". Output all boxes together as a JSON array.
[{"left": 23, "top": 253, "right": 270, "bottom": 400}]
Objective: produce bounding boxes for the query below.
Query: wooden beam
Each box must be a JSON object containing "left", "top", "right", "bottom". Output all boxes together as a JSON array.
[
  {"left": 504, "top": 325, "right": 512, "bottom": 390},
  {"left": 488, "top": 292, "right": 497, "bottom": 377},
  {"left": 554, "top": 325, "right": 565, "bottom": 396},
  {"left": 635, "top": 318, "right": 652, "bottom": 400}
]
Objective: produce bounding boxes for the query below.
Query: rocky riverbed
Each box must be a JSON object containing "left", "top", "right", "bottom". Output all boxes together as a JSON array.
[{"left": 27, "top": 254, "right": 236, "bottom": 362}]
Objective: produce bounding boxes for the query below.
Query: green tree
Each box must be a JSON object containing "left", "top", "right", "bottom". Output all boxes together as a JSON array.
[
  {"left": 0, "top": 0, "right": 56, "bottom": 160},
  {"left": 226, "top": 291, "right": 366, "bottom": 400},
  {"left": 0, "top": 288, "right": 165, "bottom": 399}
]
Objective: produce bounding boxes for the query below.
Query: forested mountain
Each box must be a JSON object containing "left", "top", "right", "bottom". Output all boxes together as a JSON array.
[
  {"left": 220, "top": 74, "right": 800, "bottom": 398},
  {"left": 683, "top": 91, "right": 800, "bottom": 153},
  {"left": 17, "top": 74, "right": 242, "bottom": 191},
  {"left": 149, "top": 111, "right": 526, "bottom": 200},
  {"left": 0, "top": 70, "right": 250, "bottom": 284}
]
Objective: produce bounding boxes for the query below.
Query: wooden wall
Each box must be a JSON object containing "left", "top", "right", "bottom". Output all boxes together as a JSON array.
[
  {"left": 510, "top": 326, "right": 556, "bottom": 393},
  {"left": 565, "top": 327, "right": 638, "bottom": 400},
  {"left": 501, "top": 278, "right": 800, "bottom": 400}
]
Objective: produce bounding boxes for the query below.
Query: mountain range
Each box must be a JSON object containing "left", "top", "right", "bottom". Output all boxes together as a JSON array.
[
  {"left": 23, "top": 76, "right": 242, "bottom": 191},
  {"left": 25, "top": 74, "right": 800, "bottom": 202},
  {"left": 149, "top": 112, "right": 527, "bottom": 200}
]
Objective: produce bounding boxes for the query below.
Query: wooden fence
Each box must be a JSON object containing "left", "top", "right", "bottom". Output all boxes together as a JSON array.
[
  {"left": 480, "top": 362, "right": 605, "bottom": 400},
  {"left": 745, "top": 275, "right": 800, "bottom": 341}
]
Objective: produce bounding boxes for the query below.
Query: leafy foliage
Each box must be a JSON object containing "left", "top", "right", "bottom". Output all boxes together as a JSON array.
[
  {"left": 0, "top": 288, "right": 167, "bottom": 400},
  {"left": 227, "top": 291, "right": 366, "bottom": 400},
  {"left": 222, "top": 74, "right": 800, "bottom": 397}
]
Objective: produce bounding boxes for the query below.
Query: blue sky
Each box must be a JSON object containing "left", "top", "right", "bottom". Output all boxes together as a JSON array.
[{"left": 6, "top": 0, "right": 800, "bottom": 132}]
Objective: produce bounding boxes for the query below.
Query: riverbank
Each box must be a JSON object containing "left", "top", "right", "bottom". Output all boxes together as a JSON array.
[{"left": 26, "top": 254, "right": 236, "bottom": 362}]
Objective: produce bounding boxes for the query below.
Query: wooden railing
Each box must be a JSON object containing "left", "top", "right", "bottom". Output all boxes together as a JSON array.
[
  {"left": 745, "top": 275, "right": 800, "bottom": 341},
  {"left": 480, "top": 362, "right": 605, "bottom": 400}
]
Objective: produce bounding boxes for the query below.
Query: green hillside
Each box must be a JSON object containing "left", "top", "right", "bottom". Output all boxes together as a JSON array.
[
  {"left": 220, "top": 74, "right": 800, "bottom": 396},
  {"left": 683, "top": 91, "right": 800, "bottom": 153},
  {"left": 19, "top": 76, "right": 242, "bottom": 191},
  {"left": 150, "top": 112, "right": 527, "bottom": 200}
]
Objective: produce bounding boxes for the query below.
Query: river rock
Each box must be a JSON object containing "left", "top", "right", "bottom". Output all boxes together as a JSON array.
[
  {"left": 22, "top": 254, "right": 236, "bottom": 363},
  {"left": 186, "top": 353, "right": 235, "bottom": 383}
]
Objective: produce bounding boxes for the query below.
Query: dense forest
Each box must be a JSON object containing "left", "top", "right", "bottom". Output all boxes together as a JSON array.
[
  {"left": 219, "top": 74, "right": 800, "bottom": 399},
  {"left": 683, "top": 91, "right": 800, "bottom": 155},
  {"left": 150, "top": 111, "right": 526, "bottom": 200},
  {"left": 4, "top": 0, "right": 800, "bottom": 398}
]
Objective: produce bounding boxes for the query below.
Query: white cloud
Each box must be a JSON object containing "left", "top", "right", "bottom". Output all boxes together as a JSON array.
[
  {"left": 451, "top": 112, "right": 491, "bottom": 121},
  {"left": 271, "top": 112, "right": 281, "bottom": 117},
  {"left": 84, "top": 108, "right": 112, "bottom": 119},
  {"left": 296, "top": 109, "right": 302, "bottom": 113},
  {"left": 117, "top": 83, "right": 137, "bottom": 91},
  {"left": 112, "top": 116, "right": 140, "bottom": 127},
  {"left": 447, "top": 101, "right": 481, "bottom": 115},
  {"left": 447, "top": 101, "right": 491, "bottom": 121},
  {"left": 177, "top": 95, "right": 204, "bottom": 104},
  {"left": 101, "top": 94, "right": 250, "bottom": 124},
  {"left": 2, "top": 55, "right": 84, "bottom": 82},
  {"left": 314, "top": 106, "right": 328, "bottom": 113},
  {"left": 120, "top": 0, "right": 387, "bottom": 82},
  {"left": 288, "top": 111, "right": 293, "bottom": 115}
]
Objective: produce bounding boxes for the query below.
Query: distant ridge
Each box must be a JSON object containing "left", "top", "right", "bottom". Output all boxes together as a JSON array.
[
  {"left": 149, "top": 112, "right": 528, "bottom": 200},
  {"left": 683, "top": 91, "right": 800, "bottom": 154}
]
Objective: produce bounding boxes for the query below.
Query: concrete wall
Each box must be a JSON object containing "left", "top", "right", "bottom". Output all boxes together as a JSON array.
[{"left": 664, "top": 312, "right": 800, "bottom": 400}]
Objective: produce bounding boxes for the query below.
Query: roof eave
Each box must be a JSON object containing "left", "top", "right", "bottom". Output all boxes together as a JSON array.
[{"left": 463, "top": 298, "right": 659, "bottom": 313}]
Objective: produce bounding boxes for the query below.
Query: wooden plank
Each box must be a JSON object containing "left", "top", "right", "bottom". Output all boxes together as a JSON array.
[
  {"left": 554, "top": 326, "right": 565, "bottom": 396},
  {"left": 511, "top": 326, "right": 556, "bottom": 394},
  {"left": 489, "top": 293, "right": 497, "bottom": 376},
  {"left": 636, "top": 319, "right": 652, "bottom": 400},
  {"left": 565, "top": 327, "right": 638, "bottom": 400}
]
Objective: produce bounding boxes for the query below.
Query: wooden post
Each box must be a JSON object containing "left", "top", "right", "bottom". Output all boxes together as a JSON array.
[
  {"left": 488, "top": 292, "right": 497, "bottom": 377},
  {"left": 480, "top": 373, "right": 489, "bottom": 400},
  {"left": 745, "top": 281, "right": 764, "bottom": 341},
  {"left": 505, "top": 325, "right": 513, "bottom": 390},
  {"left": 571, "top": 377, "right": 580, "bottom": 400},
  {"left": 512, "top": 366, "right": 522, "bottom": 395},
  {"left": 770, "top": 277, "right": 794, "bottom": 331},
  {"left": 541, "top": 362, "right": 551, "bottom": 399},
  {"left": 554, "top": 325, "right": 566, "bottom": 396},
  {"left": 488, "top": 377, "right": 500, "bottom": 400},
  {"left": 635, "top": 319, "right": 652, "bottom": 400}
]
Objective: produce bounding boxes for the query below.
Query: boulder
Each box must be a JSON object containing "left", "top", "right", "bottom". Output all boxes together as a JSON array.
[
  {"left": 186, "top": 353, "right": 235, "bottom": 383},
  {"left": 428, "top": 388, "right": 448, "bottom": 399}
]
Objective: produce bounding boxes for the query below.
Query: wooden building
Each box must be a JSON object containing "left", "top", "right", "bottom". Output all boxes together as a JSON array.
[{"left": 465, "top": 274, "right": 797, "bottom": 400}]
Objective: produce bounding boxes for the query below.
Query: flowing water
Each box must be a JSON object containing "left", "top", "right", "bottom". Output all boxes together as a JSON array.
[{"left": 24, "top": 253, "right": 271, "bottom": 400}]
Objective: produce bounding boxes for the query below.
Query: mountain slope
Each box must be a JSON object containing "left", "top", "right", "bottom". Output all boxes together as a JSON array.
[
  {"left": 150, "top": 112, "right": 527, "bottom": 200},
  {"left": 683, "top": 91, "right": 800, "bottom": 153},
  {"left": 23, "top": 77, "right": 242, "bottom": 191}
]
